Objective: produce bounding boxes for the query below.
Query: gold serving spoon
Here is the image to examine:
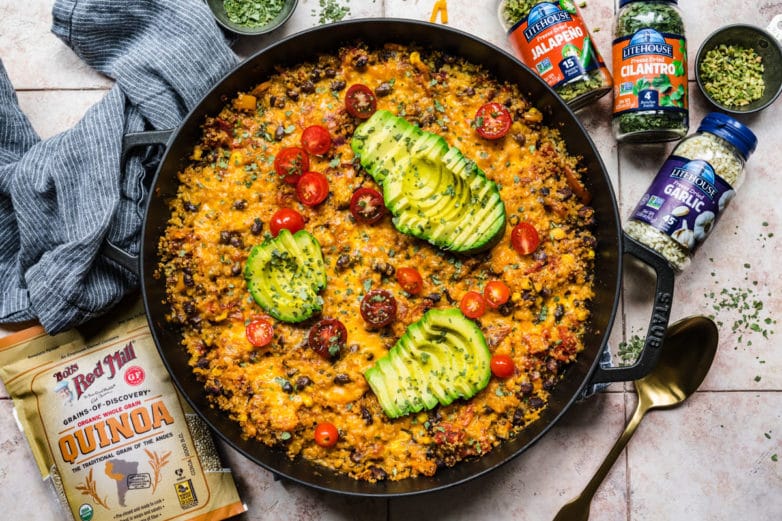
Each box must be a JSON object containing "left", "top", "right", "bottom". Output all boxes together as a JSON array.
[{"left": 553, "top": 315, "right": 719, "bottom": 521}]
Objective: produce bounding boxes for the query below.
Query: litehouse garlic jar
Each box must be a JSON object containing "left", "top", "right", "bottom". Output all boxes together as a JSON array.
[{"left": 625, "top": 113, "right": 757, "bottom": 271}]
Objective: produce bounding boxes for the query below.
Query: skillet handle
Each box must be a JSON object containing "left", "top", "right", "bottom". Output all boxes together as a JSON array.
[
  {"left": 589, "top": 233, "right": 675, "bottom": 385},
  {"left": 102, "top": 130, "right": 175, "bottom": 277}
]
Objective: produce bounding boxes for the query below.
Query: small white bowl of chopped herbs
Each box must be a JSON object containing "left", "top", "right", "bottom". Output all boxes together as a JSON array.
[
  {"left": 207, "top": 0, "right": 298, "bottom": 36},
  {"left": 696, "top": 23, "right": 782, "bottom": 114}
]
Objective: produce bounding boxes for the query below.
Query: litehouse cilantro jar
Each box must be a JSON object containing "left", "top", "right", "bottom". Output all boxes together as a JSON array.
[
  {"left": 612, "top": 0, "right": 688, "bottom": 142},
  {"left": 498, "top": 0, "right": 612, "bottom": 110},
  {"left": 625, "top": 113, "right": 757, "bottom": 271}
]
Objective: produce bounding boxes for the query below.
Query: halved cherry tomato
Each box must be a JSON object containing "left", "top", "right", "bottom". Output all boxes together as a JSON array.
[
  {"left": 269, "top": 207, "right": 305, "bottom": 236},
  {"left": 460, "top": 291, "right": 486, "bottom": 319},
  {"left": 245, "top": 318, "right": 274, "bottom": 347},
  {"left": 345, "top": 84, "right": 377, "bottom": 119},
  {"left": 296, "top": 171, "right": 329, "bottom": 206},
  {"left": 474, "top": 102, "right": 512, "bottom": 140},
  {"left": 484, "top": 280, "right": 511, "bottom": 309},
  {"left": 273, "top": 146, "right": 310, "bottom": 185},
  {"left": 301, "top": 125, "right": 332, "bottom": 156},
  {"left": 314, "top": 422, "right": 339, "bottom": 447},
  {"left": 396, "top": 267, "right": 423, "bottom": 295},
  {"left": 308, "top": 318, "right": 347, "bottom": 360},
  {"left": 490, "top": 354, "right": 515, "bottom": 378},
  {"left": 360, "top": 289, "right": 397, "bottom": 328},
  {"left": 510, "top": 222, "right": 541, "bottom": 255},
  {"left": 349, "top": 187, "right": 386, "bottom": 224}
]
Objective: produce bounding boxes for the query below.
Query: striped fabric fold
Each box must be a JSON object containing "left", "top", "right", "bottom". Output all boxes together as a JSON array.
[{"left": 0, "top": 0, "right": 237, "bottom": 333}]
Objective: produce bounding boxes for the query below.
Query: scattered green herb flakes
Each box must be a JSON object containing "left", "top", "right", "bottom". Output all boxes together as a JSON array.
[
  {"left": 313, "top": 0, "right": 350, "bottom": 25},
  {"left": 700, "top": 44, "right": 765, "bottom": 108},
  {"left": 772, "top": 454, "right": 779, "bottom": 462},
  {"left": 223, "top": 0, "right": 285, "bottom": 28},
  {"left": 705, "top": 264, "right": 776, "bottom": 351},
  {"left": 617, "top": 332, "right": 644, "bottom": 366}
]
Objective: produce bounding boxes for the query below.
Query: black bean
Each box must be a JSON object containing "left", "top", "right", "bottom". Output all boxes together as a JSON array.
[
  {"left": 532, "top": 249, "right": 548, "bottom": 263},
  {"left": 250, "top": 218, "right": 263, "bottom": 235},
  {"left": 196, "top": 356, "right": 209, "bottom": 369},
  {"left": 540, "top": 187, "right": 550, "bottom": 196},
  {"left": 274, "top": 124, "right": 285, "bottom": 141},
  {"left": 463, "top": 86, "right": 476, "bottom": 96},
  {"left": 281, "top": 381, "right": 294, "bottom": 393},
  {"left": 269, "top": 95, "right": 277, "bottom": 108},
  {"left": 369, "top": 466, "right": 388, "bottom": 481},
  {"left": 233, "top": 199, "right": 247, "bottom": 210},
  {"left": 300, "top": 80, "right": 315, "bottom": 94},
  {"left": 513, "top": 133, "right": 526, "bottom": 146},
  {"left": 425, "top": 292, "right": 442, "bottom": 303},
  {"left": 205, "top": 383, "right": 221, "bottom": 396},
  {"left": 375, "top": 82, "right": 392, "bottom": 97},
  {"left": 324, "top": 67, "right": 337, "bottom": 78},
  {"left": 330, "top": 80, "right": 346, "bottom": 91},
  {"left": 231, "top": 262, "right": 242, "bottom": 276},
  {"left": 512, "top": 408, "right": 526, "bottom": 426},
  {"left": 518, "top": 381, "right": 533, "bottom": 396},
  {"left": 286, "top": 89, "right": 300, "bottom": 101},
  {"left": 183, "top": 301, "right": 196, "bottom": 316},
  {"left": 295, "top": 376, "right": 312, "bottom": 390},
  {"left": 229, "top": 235, "right": 243, "bottom": 248},
  {"left": 219, "top": 231, "right": 231, "bottom": 245},
  {"left": 554, "top": 304, "right": 565, "bottom": 321},
  {"left": 335, "top": 253, "right": 353, "bottom": 271},
  {"left": 528, "top": 396, "right": 545, "bottom": 410},
  {"left": 558, "top": 187, "right": 573, "bottom": 200},
  {"left": 353, "top": 54, "right": 368, "bottom": 70},
  {"left": 183, "top": 272, "right": 194, "bottom": 287},
  {"left": 183, "top": 201, "right": 199, "bottom": 212},
  {"left": 372, "top": 260, "right": 395, "bottom": 277},
  {"left": 360, "top": 406, "right": 373, "bottom": 425},
  {"left": 499, "top": 302, "right": 514, "bottom": 316},
  {"left": 333, "top": 373, "right": 352, "bottom": 385},
  {"left": 546, "top": 358, "right": 560, "bottom": 374},
  {"left": 310, "top": 68, "right": 322, "bottom": 81},
  {"left": 350, "top": 450, "right": 363, "bottom": 464}
]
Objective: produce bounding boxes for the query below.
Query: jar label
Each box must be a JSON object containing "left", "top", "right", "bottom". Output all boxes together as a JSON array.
[
  {"left": 631, "top": 156, "right": 735, "bottom": 253},
  {"left": 507, "top": 1, "right": 608, "bottom": 89},
  {"left": 612, "top": 29, "right": 688, "bottom": 115}
]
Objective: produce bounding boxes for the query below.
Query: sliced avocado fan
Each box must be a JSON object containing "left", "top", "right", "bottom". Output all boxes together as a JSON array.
[
  {"left": 351, "top": 110, "right": 506, "bottom": 253},
  {"left": 364, "top": 308, "right": 491, "bottom": 419},
  {"left": 244, "top": 229, "right": 326, "bottom": 323}
]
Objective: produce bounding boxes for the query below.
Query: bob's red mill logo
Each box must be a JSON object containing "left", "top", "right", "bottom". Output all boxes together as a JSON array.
[{"left": 72, "top": 342, "right": 137, "bottom": 399}]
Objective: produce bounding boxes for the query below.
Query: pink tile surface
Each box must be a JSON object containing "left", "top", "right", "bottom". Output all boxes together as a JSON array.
[{"left": 2, "top": 0, "right": 782, "bottom": 519}]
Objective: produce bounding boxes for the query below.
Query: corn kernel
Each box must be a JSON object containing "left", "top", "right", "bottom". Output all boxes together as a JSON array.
[
  {"left": 229, "top": 151, "right": 245, "bottom": 167},
  {"left": 550, "top": 228, "right": 566, "bottom": 240}
]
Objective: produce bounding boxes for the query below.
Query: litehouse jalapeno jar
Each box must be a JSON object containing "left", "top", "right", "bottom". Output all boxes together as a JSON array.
[
  {"left": 612, "top": 0, "right": 688, "bottom": 142},
  {"left": 625, "top": 113, "right": 757, "bottom": 272},
  {"left": 499, "top": 0, "right": 612, "bottom": 110}
]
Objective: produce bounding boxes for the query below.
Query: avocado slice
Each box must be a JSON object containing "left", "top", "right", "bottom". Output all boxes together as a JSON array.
[
  {"left": 351, "top": 110, "right": 506, "bottom": 253},
  {"left": 244, "top": 229, "right": 326, "bottom": 323},
  {"left": 364, "top": 308, "right": 491, "bottom": 419}
]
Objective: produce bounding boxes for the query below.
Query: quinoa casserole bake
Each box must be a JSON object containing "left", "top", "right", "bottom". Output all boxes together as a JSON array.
[{"left": 157, "top": 42, "right": 598, "bottom": 482}]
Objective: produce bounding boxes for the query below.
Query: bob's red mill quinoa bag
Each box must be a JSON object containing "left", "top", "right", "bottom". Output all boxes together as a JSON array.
[{"left": 0, "top": 299, "right": 245, "bottom": 521}]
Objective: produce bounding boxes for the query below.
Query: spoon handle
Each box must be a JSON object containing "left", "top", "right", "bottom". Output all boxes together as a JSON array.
[{"left": 579, "top": 399, "right": 649, "bottom": 502}]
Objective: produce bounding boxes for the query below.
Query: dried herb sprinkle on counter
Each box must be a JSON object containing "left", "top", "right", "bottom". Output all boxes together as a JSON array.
[{"left": 223, "top": 0, "right": 285, "bottom": 28}]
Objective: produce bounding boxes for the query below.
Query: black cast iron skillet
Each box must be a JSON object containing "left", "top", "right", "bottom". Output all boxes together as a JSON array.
[{"left": 116, "top": 19, "right": 675, "bottom": 497}]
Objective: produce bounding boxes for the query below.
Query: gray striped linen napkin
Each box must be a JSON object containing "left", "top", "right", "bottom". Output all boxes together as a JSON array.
[{"left": 0, "top": 0, "right": 237, "bottom": 333}]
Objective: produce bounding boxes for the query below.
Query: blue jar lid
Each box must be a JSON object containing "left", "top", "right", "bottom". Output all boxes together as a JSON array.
[
  {"left": 697, "top": 112, "right": 758, "bottom": 160},
  {"left": 620, "top": 0, "right": 677, "bottom": 6}
]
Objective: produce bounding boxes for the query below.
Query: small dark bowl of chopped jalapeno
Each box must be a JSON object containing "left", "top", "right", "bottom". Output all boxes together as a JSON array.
[
  {"left": 207, "top": 0, "right": 298, "bottom": 36},
  {"left": 695, "top": 24, "right": 782, "bottom": 114}
]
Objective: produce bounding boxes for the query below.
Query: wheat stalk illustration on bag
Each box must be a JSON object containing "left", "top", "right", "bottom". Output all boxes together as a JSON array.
[
  {"left": 75, "top": 468, "right": 110, "bottom": 509},
  {"left": 145, "top": 449, "right": 172, "bottom": 494}
]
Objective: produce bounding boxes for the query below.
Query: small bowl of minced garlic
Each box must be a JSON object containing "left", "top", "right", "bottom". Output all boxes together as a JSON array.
[{"left": 695, "top": 22, "right": 782, "bottom": 114}]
